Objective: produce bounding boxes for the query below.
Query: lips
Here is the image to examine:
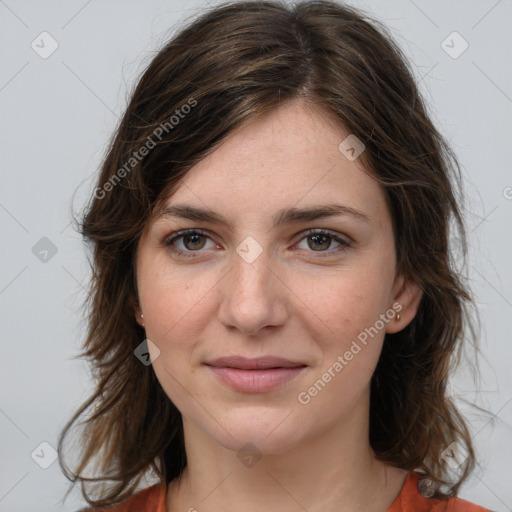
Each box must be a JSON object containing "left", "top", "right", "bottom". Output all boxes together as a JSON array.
[
  {"left": 205, "top": 356, "right": 306, "bottom": 370},
  {"left": 204, "top": 356, "right": 307, "bottom": 393}
]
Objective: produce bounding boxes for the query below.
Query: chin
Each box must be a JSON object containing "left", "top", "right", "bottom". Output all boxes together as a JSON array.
[{"left": 207, "top": 406, "right": 305, "bottom": 455}]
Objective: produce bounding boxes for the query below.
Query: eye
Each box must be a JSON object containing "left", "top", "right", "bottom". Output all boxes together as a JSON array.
[
  {"left": 163, "top": 229, "right": 217, "bottom": 258},
  {"left": 163, "top": 228, "right": 351, "bottom": 259},
  {"left": 295, "top": 229, "right": 351, "bottom": 256}
]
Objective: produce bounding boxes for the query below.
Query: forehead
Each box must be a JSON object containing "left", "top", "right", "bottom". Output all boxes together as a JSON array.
[{"left": 153, "top": 99, "right": 388, "bottom": 228}]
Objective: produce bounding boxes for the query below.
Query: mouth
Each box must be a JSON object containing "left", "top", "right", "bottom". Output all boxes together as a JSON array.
[
  {"left": 204, "top": 356, "right": 307, "bottom": 393},
  {"left": 205, "top": 356, "right": 306, "bottom": 370}
]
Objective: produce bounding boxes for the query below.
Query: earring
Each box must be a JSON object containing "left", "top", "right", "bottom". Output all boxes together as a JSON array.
[
  {"left": 140, "top": 312, "right": 144, "bottom": 327},
  {"left": 396, "top": 313, "right": 401, "bottom": 321}
]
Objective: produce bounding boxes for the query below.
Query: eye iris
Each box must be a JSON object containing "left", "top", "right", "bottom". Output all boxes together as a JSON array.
[
  {"left": 184, "top": 233, "right": 206, "bottom": 250},
  {"left": 308, "top": 234, "right": 331, "bottom": 251},
  {"left": 176, "top": 232, "right": 338, "bottom": 252}
]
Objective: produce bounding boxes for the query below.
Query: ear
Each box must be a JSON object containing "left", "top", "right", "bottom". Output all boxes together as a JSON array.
[
  {"left": 386, "top": 274, "right": 423, "bottom": 334},
  {"left": 131, "top": 294, "right": 145, "bottom": 328},
  {"left": 134, "top": 304, "right": 144, "bottom": 327}
]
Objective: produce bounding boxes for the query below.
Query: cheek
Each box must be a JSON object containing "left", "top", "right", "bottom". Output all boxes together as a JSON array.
[
  {"left": 294, "top": 275, "right": 390, "bottom": 408},
  {"left": 293, "top": 264, "right": 393, "bottom": 345},
  {"left": 139, "top": 260, "right": 220, "bottom": 346},
  {"left": 138, "top": 263, "right": 216, "bottom": 411}
]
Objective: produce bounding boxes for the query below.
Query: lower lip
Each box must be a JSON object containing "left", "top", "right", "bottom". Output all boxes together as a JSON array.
[{"left": 206, "top": 366, "right": 306, "bottom": 393}]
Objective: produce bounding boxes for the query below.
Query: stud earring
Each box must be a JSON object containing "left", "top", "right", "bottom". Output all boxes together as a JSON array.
[{"left": 396, "top": 313, "right": 401, "bottom": 321}]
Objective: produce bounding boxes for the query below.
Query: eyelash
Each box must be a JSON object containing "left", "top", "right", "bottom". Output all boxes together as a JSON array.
[{"left": 162, "top": 228, "right": 351, "bottom": 259}]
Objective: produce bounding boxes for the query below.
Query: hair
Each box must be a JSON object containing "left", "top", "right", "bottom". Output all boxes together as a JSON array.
[{"left": 58, "top": 0, "right": 488, "bottom": 507}]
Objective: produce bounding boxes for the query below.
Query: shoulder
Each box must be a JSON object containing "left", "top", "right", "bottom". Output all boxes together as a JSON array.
[
  {"left": 443, "top": 497, "right": 494, "bottom": 512},
  {"left": 76, "top": 483, "right": 166, "bottom": 512},
  {"left": 424, "top": 495, "right": 493, "bottom": 512},
  {"left": 389, "top": 471, "right": 493, "bottom": 512}
]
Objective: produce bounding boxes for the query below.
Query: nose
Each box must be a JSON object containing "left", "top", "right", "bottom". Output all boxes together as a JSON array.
[{"left": 217, "top": 247, "right": 289, "bottom": 337}]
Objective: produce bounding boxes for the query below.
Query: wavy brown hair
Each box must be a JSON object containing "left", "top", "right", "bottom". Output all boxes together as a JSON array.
[{"left": 58, "top": 0, "right": 488, "bottom": 507}]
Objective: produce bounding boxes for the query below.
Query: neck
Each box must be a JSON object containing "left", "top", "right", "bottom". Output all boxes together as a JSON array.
[{"left": 167, "top": 389, "right": 407, "bottom": 512}]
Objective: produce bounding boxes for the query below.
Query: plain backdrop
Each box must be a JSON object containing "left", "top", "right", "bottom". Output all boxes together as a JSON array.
[{"left": 1, "top": 0, "right": 511, "bottom": 510}]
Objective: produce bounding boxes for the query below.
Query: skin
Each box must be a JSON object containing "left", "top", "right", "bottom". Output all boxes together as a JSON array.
[{"left": 135, "top": 98, "right": 423, "bottom": 512}]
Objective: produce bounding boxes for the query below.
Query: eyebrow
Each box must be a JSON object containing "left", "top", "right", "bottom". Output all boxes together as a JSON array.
[{"left": 157, "top": 203, "right": 374, "bottom": 229}]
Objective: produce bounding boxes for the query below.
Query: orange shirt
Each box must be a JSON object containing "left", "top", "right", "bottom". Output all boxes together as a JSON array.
[{"left": 80, "top": 471, "right": 492, "bottom": 511}]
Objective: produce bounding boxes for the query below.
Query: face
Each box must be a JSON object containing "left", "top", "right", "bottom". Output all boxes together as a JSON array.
[{"left": 135, "top": 98, "right": 421, "bottom": 454}]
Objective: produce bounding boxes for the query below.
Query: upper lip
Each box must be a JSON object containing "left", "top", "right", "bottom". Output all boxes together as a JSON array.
[{"left": 205, "top": 356, "right": 306, "bottom": 370}]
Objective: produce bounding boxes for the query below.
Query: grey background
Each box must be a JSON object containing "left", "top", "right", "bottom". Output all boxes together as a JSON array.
[{"left": 1, "top": 0, "right": 511, "bottom": 510}]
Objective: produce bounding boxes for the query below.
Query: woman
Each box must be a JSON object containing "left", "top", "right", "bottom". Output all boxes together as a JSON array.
[{"left": 59, "top": 1, "right": 493, "bottom": 511}]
